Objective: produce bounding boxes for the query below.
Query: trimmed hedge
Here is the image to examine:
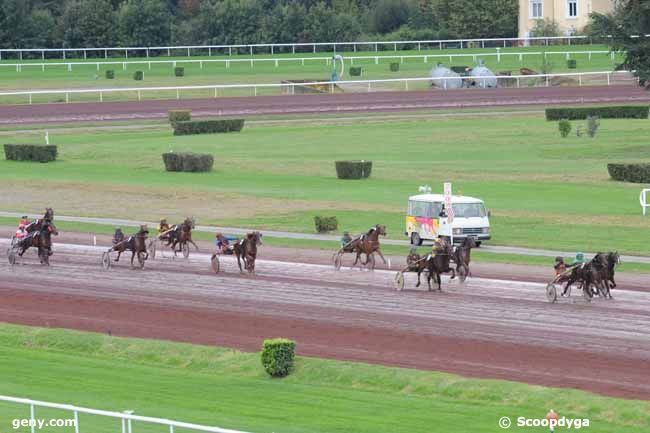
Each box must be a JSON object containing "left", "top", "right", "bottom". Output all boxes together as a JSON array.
[
  {"left": 4, "top": 144, "right": 57, "bottom": 162},
  {"left": 105, "top": 70, "right": 115, "bottom": 79},
  {"left": 314, "top": 216, "right": 338, "bottom": 233},
  {"left": 162, "top": 152, "right": 214, "bottom": 172},
  {"left": 349, "top": 66, "right": 362, "bottom": 76},
  {"left": 174, "top": 67, "right": 185, "bottom": 77},
  {"left": 133, "top": 71, "right": 143, "bottom": 81},
  {"left": 261, "top": 338, "right": 296, "bottom": 378},
  {"left": 607, "top": 163, "right": 650, "bottom": 183},
  {"left": 168, "top": 110, "right": 191, "bottom": 123},
  {"left": 335, "top": 160, "right": 372, "bottom": 179},
  {"left": 546, "top": 106, "right": 649, "bottom": 120},
  {"left": 389, "top": 62, "right": 400, "bottom": 72},
  {"left": 567, "top": 59, "right": 577, "bottom": 69},
  {"left": 173, "top": 119, "right": 245, "bottom": 136}
]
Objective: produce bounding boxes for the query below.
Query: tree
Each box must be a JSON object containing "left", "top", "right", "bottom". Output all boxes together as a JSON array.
[
  {"left": 61, "top": 0, "right": 117, "bottom": 48},
  {"left": 118, "top": 0, "right": 173, "bottom": 46},
  {"left": 530, "top": 18, "right": 561, "bottom": 37},
  {"left": 590, "top": 0, "right": 650, "bottom": 87},
  {"left": 436, "top": 0, "right": 517, "bottom": 39},
  {"left": 0, "top": 0, "right": 31, "bottom": 48},
  {"left": 368, "top": 0, "right": 410, "bottom": 34}
]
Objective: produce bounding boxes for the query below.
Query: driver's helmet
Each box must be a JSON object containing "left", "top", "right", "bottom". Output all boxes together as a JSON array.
[
  {"left": 160, "top": 218, "right": 167, "bottom": 224},
  {"left": 215, "top": 232, "right": 223, "bottom": 238},
  {"left": 575, "top": 252, "right": 584, "bottom": 261}
]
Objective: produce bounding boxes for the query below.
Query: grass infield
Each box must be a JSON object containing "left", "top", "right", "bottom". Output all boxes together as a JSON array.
[{"left": 0, "top": 323, "right": 647, "bottom": 433}]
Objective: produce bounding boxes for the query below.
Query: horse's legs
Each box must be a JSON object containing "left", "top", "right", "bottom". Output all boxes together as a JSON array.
[
  {"left": 130, "top": 251, "right": 136, "bottom": 268},
  {"left": 189, "top": 239, "right": 199, "bottom": 251},
  {"left": 416, "top": 270, "right": 422, "bottom": 288},
  {"left": 375, "top": 249, "right": 388, "bottom": 265},
  {"left": 115, "top": 250, "right": 122, "bottom": 262},
  {"left": 426, "top": 271, "right": 432, "bottom": 291},
  {"left": 437, "top": 272, "right": 442, "bottom": 291},
  {"left": 235, "top": 252, "right": 244, "bottom": 273}
]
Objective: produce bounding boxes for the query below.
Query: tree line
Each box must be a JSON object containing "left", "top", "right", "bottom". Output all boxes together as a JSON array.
[{"left": 0, "top": 0, "right": 518, "bottom": 49}]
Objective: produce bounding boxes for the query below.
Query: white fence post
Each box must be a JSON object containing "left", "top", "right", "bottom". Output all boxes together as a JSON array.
[{"left": 640, "top": 189, "right": 650, "bottom": 215}]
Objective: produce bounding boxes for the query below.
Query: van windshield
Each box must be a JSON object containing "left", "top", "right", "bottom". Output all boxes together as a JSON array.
[
  {"left": 452, "top": 203, "right": 487, "bottom": 218},
  {"left": 408, "top": 201, "right": 442, "bottom": 217}
]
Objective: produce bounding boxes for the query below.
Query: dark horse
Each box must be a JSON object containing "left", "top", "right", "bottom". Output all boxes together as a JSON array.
[
  {"left": 350, "top": 224, "right": 388, "bottom": 270},
  {"left": 452, "top": 237, "right": 477, "bottom": 278},
  {"left": 233, "top": 231, "right": 263, "bottom": 273},
  {"left": 23, "top": 207, "right": 55, "bottom": 234},
  {"left": 591, "top": 251, "right": 620, "bottom": 299},
  {"left": 561, "top": 254, "right": 608, "bottom": 300},
  {"left": 109, "top": 225, "right": 150, "bottom": 268},
  {"left": 17, "top": 219, "right": 58, "bottom": 265},
  {"left": 169, "top": 217, "right": 199, "bottom": 256},
  {"left": 417, "top": 238, "right": 456, "bottom": 291}
]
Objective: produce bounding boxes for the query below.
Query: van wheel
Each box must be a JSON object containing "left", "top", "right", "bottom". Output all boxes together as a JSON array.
[{"left": 411, "top": 233, "right": 422, "bottom": 246}]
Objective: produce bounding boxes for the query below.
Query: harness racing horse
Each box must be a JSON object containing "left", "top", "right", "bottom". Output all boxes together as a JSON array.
[
  {"left": 351, "top": 224, "right": 388, "bottom": 270},
  {"left": 417, "top": 238, "right": 456, "bottom": 291},
  {"left": 560, "top": 254, "right": 608, "bottom": 300},
  {"left": 169, "top": 217, "right": 199, "bottom": 257},
  {"left": 591, "top": 251, "right": 620, "bottom": 299},
  {"left": 107, "top": 225, "right": 150, "bottom": 269},
  {"left": 452, "top": 237, "right": 476, "bottom": 279},
  {"left": 233, "top": 231, "right": 262, "bottom": 274},
  {"left": 23, "top": 208, "right": 55, "bottom": 235},
  {"left": 16, "top": 219, "right": 58, "bottom": 265}
]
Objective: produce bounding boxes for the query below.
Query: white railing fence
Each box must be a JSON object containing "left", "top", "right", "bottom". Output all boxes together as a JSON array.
[
  {"left": 1, "top": 35, "right": 648, "bottom": 61},
  {"left": 0, "top": 395, "right": 250, "bottom": 433},
  {"left": 0, "top": 71, "right": 635, "bottom": 105},
  {"left": 0, "top": 50, "right": 618, "bottom": 73}
]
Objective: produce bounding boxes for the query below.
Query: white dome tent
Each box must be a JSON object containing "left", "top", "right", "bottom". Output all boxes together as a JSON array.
[
  {"left": 467, "top": 62, "right": 498, "bottom": 88},
  {"left": 429, "top": 64, "right": 463, "bottom": 89}
]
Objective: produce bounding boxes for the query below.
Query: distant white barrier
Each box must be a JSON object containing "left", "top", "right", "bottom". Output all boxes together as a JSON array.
[
  {"left": 0, "top": 50, "right": 615, "bottom": 72},
  {"left": 0, "top": 395, "right": 249, "bottom": 433},
  {"left": 0, "top": 70, "right": 635, "bottom": 105},
  {"left": 0, "top": 34, "right": 648, "bottom": 60},
  {"left": 640, "top": 189, "right": 650, "bottom": 215}
]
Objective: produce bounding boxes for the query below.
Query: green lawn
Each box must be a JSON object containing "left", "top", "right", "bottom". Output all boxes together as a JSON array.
[
  {"left": 0, "top": 44, "right": 623, "bottom": 104},
  {"left": 0, "top": 324, "right": 647, "bottom": 433},
  {"left": 1, "top": 113, "right": 650, "bottom": 255}
]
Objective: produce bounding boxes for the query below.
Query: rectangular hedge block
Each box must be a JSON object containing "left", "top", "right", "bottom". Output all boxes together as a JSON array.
[
  {"left": 162, "top": 152, "right": 213, "bottom": 172},
  {"left": 173, "top": 119, "right": 245, "bottom": 136},
  {"left": 546, "top": 106, "right": 649, "bottom": 120},
  {"left": 607, "top": 163, "right": 650, "bottom": 183},
  {"left": 168, "top": 110, "right": 191, "bottom": 123},
  {"left": 4, "top": 144, "right": 57, "bottom": 162}
]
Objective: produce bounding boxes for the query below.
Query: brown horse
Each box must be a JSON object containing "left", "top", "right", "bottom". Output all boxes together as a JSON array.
[
  {"left": 452, "top": 237, "right": 477, "bottom": 278},
  {"left": 17, "top": 219, "right": 58, "bottom": 265},
  {"left": 233, "top": 231, "right": 262, "bottom": 273},
  {"left": 351, "top": 224, "right": 388, "bottom": 270},
  {"left": 23, "top": 207, "right": 55, "bottom": 234},
  {"left": 109, "top": 225, "right": 149, "bottom": 269},
  {"left": 417, "top": 238, "right": 456, "bottom": 291},
  {"left": 169, "top": 217, "right": 199, "bottom": 256}
]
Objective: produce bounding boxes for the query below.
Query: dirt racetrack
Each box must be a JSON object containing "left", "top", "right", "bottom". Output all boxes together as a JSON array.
[
  {"left": 2, "top": 239, "right": 650, "bottom": 400},
  {"left": 1, "top": 85, "right": 649, "bottom": 124}
]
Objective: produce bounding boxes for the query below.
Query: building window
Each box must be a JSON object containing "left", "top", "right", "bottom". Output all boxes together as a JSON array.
[
  {"left": 530, "top": 0, "right": 543, "bottom": 18},
  {"left": 567, "top": 0, "right": 578, "bottom": 17}
]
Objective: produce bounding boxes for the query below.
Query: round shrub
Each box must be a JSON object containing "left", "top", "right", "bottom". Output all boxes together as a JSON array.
[
  {"left": 389, "top": 62, "right": 400, "bottom": 72},
  {"left": 133, "top": 71, "right": 144, "bottom": 81},
  {"left": 335, "top": 160, "right": 372, "bottom": 179},
  {"left": 314, "top": 216, "right": 338, "bottom": 233},
  {"left": 558, "top": 119, "right": 571, "bottom": 138},
  {"left": 349, "top": 66, "right": 362, "bottom": 76},
  {"left": 174, "top": 67, "right": 185, "bottom": 77},
  {"left": 261, "top": 338, "right": 296, "bottom": 378},
  {"left": 105, "top": 70, "right": 115, "bottom": 79},
  {"left": 567, "top": 59, "right": 577, "bottom": 69}
]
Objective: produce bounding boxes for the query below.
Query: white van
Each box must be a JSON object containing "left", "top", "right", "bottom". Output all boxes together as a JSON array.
[{"left": 405, "top": 193, "right": 491, "bottom": 245}]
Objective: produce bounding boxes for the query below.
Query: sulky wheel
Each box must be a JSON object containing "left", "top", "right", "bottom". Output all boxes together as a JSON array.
[
  {"left": 582, "top": 284, "right": 592, "bottom": 303},
  {"left": 211, "top": 254, "right": 220, "bottom": 273},
  {"left": 333, "top": 252, "right": 343, "bottom": 271},
  {"left": 394, "top": 272, "right": 405, "bottom": 291},
  {"left": 101, "top": 251, "right": 111, "bottom": 270},
  {"left": 182, "top": 242, "right": 190, "bottom": 259},
  {"left": 8, "top": 249, "right": 16, "bottom": 266},
  {"left": 546, "top": 283, "right": 557, "bottom": 303},
  {"left": 137, "top": 251, "right": 146, "bottom": 269}
]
